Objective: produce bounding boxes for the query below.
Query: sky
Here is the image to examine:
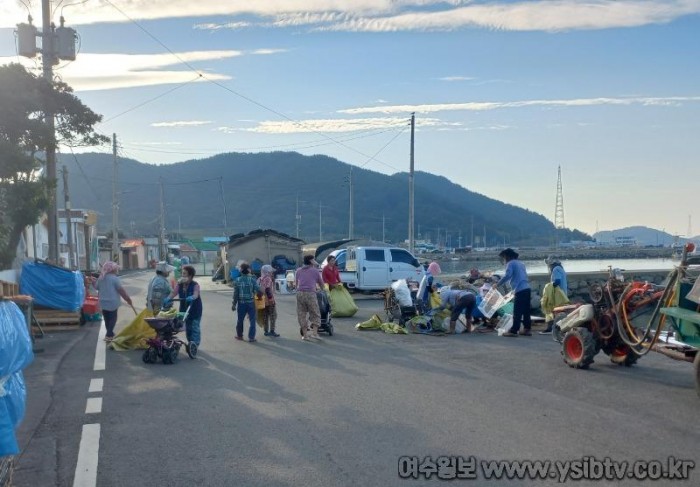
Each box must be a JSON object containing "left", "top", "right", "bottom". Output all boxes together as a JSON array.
[{"left": 1, "top": 0, "right": 699, "bottom": 237}]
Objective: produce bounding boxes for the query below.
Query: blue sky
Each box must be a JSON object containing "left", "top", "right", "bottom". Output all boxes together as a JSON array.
[{"left": 1, "top": 1, "right": 699, "bottom": 237}]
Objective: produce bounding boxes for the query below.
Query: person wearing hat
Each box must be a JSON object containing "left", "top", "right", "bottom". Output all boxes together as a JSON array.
[
  {"left": 496, "top": 248, "right": 532, "bottom": 337},
  {"left": 147, "top": 261, "right": 174, "bottom": 314},
  {"left": 434, "top": 286, "right": 476, "bottom": 334},
  {"left": 540, "top": 256, "right": 568, "bottom": 334}
]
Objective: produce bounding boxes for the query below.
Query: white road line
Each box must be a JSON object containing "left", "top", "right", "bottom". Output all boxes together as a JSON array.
[
  {"left": 72, "top": 423, "right": 100, "bottom": 487},
  {"left": 88, "top": 378, "right": 103, "bottom": 393},
  {"left": 85, "top": 397, "right": 103, "bottom": 414},
  {"left": 93, "top": 319, "right": 106, "bottom": 371}
]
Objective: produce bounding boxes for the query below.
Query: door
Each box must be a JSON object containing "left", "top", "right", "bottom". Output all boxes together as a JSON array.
[
  {"left": 389, "top": 248, "right": 424, "bottom": 283},
  {"left": 357, "top": 248, "right": 389, "bottom": 289}
]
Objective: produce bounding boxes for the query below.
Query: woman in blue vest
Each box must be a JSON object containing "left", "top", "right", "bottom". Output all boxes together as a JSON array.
[{"left": 165, "top": 264, "right": 202, "bottom": 347}]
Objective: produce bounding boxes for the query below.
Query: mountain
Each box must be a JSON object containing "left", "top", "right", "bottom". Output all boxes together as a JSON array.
[
  {"left": 593, "top": 226, "right": 695, "bottom": 246},
  {"left": 57, "top": 151, "right": 589, "bottom": 245}
]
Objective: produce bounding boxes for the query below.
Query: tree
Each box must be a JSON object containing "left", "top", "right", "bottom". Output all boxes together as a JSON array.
[{"left": 0, "top": 63, "right": 107, "bottom": 268}]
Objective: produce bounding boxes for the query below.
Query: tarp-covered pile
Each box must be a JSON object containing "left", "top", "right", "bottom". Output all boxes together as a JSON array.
[
  {"left": 0, "top": 301, "right": 34, "bottom": 456},
  {"left": 19, "top": 261, "right": 85, "bottom": 312}
]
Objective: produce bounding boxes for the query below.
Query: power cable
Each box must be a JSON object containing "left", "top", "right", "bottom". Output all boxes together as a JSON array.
[{"left": 101, "top": 0, "right": 403, "bottom": 171}]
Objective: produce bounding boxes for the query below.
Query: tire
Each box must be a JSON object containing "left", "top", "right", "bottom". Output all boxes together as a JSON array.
[
  {"left": 186, "top": 342, "right": 198, "bottom": 359},
  {"left": 170, "top": 346, "right": 180, "bottom": 363},
  {"left": 142, "top": 349, "right": 151, "bottom": 364},
  {"left": 327, "top": 324, "right": 334, "bottom": 336},
  {"left": 609, "top": 345, "right": 639, "bottom": 367},
  {"left": 162, "top": 348, "right": 172, "bottom": 365},
  {"left": 148, "top": 347, "right": 158, "bottom": 364},
  {"left": 561, "top": 327, "right": 597, "bottom": 369},
  {"left": 694, "top": 352, "right": 700, "bottom": 400}
]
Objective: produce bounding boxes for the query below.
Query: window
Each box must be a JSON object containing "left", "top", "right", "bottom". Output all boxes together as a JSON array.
[
  {"left": 390, "top": 249, "right": 417, "bottom": 265},
  {"left": 335, "top": 251, "right": 346, "bottom": 271},
  {"left": 365, "top": 249, "right": 386, "bottom": 262}
]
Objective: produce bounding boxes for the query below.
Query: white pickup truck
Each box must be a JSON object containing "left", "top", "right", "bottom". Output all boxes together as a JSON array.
[{"left": 322, "top": 246, "right": 425, "bottom": 292}]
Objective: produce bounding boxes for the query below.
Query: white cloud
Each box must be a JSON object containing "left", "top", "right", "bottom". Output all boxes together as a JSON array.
[
  {"left": 217, "top": 116, "right": 452, "bottom": 134},
  {"left": 151, "top": 120, "right": 213, "bottom": 127},
  {"left": 437, "top": 76, "right": 475, "bottom": 81},
  {"left": 339, "top": 96, "right": 700, "bottom": 115},
  {"left": 3, "top": 1, "right": 698, "bottom": 32},
  {"left": 250, "top": 48, "right": 289, "bottom": 55},
  {"left": 0, "top": 50, "right": 239, "bottom": 91},
  {"left": 316, "top": 1, "right": 700, "bottom": 33}
]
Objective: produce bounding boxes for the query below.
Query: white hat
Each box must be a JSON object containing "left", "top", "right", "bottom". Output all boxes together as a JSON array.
[{"left": 156, "top": 261, "right": 175, "bottom": 273}]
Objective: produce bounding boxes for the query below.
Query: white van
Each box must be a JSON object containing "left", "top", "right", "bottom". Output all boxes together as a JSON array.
[{"left": 324, "top": 246, "right": 424, "bottom": 291}]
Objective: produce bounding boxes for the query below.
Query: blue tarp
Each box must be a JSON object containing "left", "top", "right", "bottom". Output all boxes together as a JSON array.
[
  {"left": 0, "top": 301, "right": 34, "bottom": 456},
  {"left": 19, "top": 261, "right": 85, "bottom": 312}
]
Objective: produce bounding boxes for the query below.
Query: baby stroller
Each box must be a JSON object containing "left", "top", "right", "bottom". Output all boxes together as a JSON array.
[
  {"left": 298, "top": 290, "right": 334, "bottom": 337},
  {"left": 143, "top": 300, "right": 197, "bottom": 364},
  {"left": 317, "top": 289, "right": 334, "bottom": 336}
]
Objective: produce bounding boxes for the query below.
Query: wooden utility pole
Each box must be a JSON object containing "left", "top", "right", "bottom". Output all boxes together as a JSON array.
[
  {"left": 159, "top": 177, "right": 166, "bottom": 260},
  {"left": 218, "top": 176, "right": 228, "bottom": 236},
  {"left": 61, "top": 166, "right": 75, "bottom": 269},
  {"left": 408, "top": 113, "right": 415, "bottom": 254},
  {"left": 43, "top": 0, "right": 59, "bottom": 263},
  {"left": 347, "top": 169, "right": 354, "bottom": 239},
  {"left": 111, "top": 134, "right": 120, "bottom": 264}
]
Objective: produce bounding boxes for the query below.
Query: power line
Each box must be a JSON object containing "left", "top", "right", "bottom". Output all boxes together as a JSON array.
[{"left": 101, "top": 0, "right": 402, "bottom": 171}]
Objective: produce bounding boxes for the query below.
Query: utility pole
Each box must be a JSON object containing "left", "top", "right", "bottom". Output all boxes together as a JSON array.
[
  {"left": 319, "top": 201, "right": 323, "bottom": 242},
  {"left": 42, "top": 0, "right": 58, "bottom": 263},
  {"left": 408, "top": 113, "right": 415, "bottom": 254},
  {"left": 347, "top": 168, "right": 354, "bottom": 239},
  {"left": 295, "top": 195, "right": 302, "bottom": 239},
  {"left": 458, "top": 230, "right": 462, "bottom": 249},
  {"left": 111, "top": 134, "right": 120, "bottom": 264},
  {"left": 218, "top": 177, "right": 228, "bottom": 236},
  {"left": 471, "top": 215, "right": 474, "bottom": 248},
  {"left": 382, "top": 214, "right": 386, "bottom": 243},
  {"left": 61, "top": 166, "right": 75, "bottom": 269},
  {"left": 159, "top": 177, "right": 166, "bottom": 260}
]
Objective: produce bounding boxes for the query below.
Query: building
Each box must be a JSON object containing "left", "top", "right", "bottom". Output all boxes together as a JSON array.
[
  {"left": 120, "top": 238, "right": 147, "bottom": 270},
  {"left": 224, "top": 229, "right": 304, "bottom": 279}
]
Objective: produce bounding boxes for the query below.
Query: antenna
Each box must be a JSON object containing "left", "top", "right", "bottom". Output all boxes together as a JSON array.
[{"left": 554, "top": 165, "right": 565, "bottom": 229}]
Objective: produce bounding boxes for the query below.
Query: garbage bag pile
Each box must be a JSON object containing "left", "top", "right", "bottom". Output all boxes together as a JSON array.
[{"left": 0, "top": 301, "right": 34, "bottom": 456}]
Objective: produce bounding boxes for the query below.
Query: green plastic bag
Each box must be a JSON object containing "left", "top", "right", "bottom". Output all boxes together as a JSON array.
[
  {"left": 330, "top": 286, "right": 359, "bottom": 317},
  {"left": 355, "top": 314, "right": 382, "bottom": 330}
]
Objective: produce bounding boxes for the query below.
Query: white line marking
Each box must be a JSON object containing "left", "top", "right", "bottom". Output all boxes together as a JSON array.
[
  {"left": 72, "top": 423, "right": 100, "bottom": 487},
  {"left": 93, "top": 319, "right": 106, "bottom": 371},
  {"left": 88, "top": 378, "right": 103, "bottom": 393},
  {"left": 85, "top": 397, "right": 103, "bottom": 414}
]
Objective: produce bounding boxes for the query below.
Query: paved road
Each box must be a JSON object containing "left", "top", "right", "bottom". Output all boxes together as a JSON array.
[{"left": 13, "top": 271, "right": 700, "bottom": 486}]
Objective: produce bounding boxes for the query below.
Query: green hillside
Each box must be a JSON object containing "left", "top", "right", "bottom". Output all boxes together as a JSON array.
[{"left": 57, "top": 151, "right": 589, "bottom": 246}]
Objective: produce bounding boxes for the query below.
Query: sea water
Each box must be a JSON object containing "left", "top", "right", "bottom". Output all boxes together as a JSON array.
[{"left": 437, "top": 257, "right": 677, "bottom": 276}]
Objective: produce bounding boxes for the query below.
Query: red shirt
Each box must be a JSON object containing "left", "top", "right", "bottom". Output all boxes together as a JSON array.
[{"left": 322, "top": 265, "right": 341, "bottom": 286}]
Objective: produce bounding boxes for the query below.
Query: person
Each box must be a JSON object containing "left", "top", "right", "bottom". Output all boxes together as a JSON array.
[
  {"left": 322, "top": 255, "right": 342, "bottom": 289},
  {"left": 232, "top": 263, "right": 261, "bottom": 342},
  {"left": 164, "top": 265, "right": 203, "bottom": 348},
  {"left": 545, "top": 256, "right": 568, "bottom": 295},
  {"left": 146, "top": 261, "right": 174, "bottom": 314},
  {"left": 96, "top": 261, "right": 133, "bottom": 342},
  {"left": 434, "top": 287, "right": 476, "bottom": 334},
  {"left": 540, "top": 256, "right": 569, "bottom": 334},
  {"left": 496, "top": 248, "right": 532, "bottom": 337},
  {"left": 295, "top": 254, "right": 325, "bottom": 341},
  {"left": 258, "top": 265, "right": 279, "bottom": 337},
  {"left": 418, "top": 261, "right": 442, "bottom": 306}
]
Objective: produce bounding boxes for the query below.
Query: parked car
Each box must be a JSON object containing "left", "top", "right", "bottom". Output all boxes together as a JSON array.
[{"left": 322, "top": 247, "right": 424, "bottom": 291}]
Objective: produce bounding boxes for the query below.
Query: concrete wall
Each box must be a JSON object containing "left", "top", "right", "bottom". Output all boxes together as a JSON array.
[{"left": 527, "top": 269, "right": 671, "bottom": 306}]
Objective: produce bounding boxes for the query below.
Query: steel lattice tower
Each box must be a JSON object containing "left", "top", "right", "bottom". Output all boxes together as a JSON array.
[{"left": 554, "top": 165, "right": 565, "bottom": 229}]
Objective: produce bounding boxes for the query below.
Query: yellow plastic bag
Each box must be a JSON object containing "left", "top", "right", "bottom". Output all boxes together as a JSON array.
[
  {"left": 254, "top": 294, "right": 266, "bottom": 310},
  {"left": 110, "top": 309, "right": 156, "bottom": 351}
]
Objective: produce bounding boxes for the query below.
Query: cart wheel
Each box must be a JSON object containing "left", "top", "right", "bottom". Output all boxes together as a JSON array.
[
  {"left": 694, "top": 352, "right": 700, "bottom": 400},
  {"left": 148, "top": 347, "right": 158, "bottom": 364},
  {"left": 186, "top": 342, "right": 198, "bottom": 359},
  {"left": 561, "top": 327, "right": 597, "bottom": 369},
  {"left": 609, "top": 345, "right": 638, "bottom": 367},
  {"left": 171, "top": 346, "right": 179, "bottom": 363},
  {"left": 142, "top": 349, "right": 151, "bottom": 364},
  {"left": 162, "top": 348, "right": 172, "bottom": 364},
  {"left": 327, "top": 324, "right": 334, "bottom": 336}
]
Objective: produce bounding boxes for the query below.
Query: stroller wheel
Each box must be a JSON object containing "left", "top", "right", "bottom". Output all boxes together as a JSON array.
[
  {"left": 170, "top": 346, "right": 180, "bottom": 363},
  {"left": 142, "top": 349, "right": 150, "bottom": 364},
  {"left": 327, "top": 324, "right": 334, "bottom": 336},
  {"left": 162, "top": 348, "right": 172, "bottom": 364},
  {"left": 186, "top": 342, "right": 198, "bottom": 359}
]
